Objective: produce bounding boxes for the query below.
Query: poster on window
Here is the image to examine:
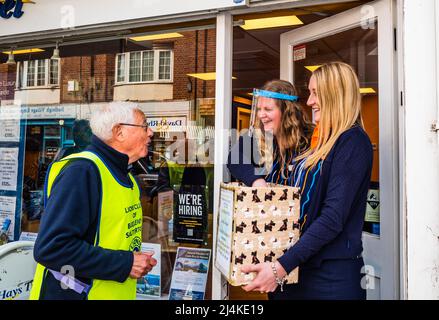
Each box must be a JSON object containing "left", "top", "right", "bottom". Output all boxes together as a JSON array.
[
  {"left": 0, "top": 148, "right": 19, "bottom": 191},
  {"left": 0, "top": 119, "right": 20, "bottom": 143},
  {"left": 158, "top": 190, "right": 174, "bottom": 231},
  {"left": 0, "top": 105, "right": 21, "bottom": 143},
  {"left": 173, "top": 185, "right": 207, "bottom": 244},
  {"left": 169, "top": 247, "right": 211, "bottom": 300},
  {"left": 0, "top": 195, "right": 16, "bottom": 241},
  {"left": 136, "top": 242, "right": 161, "bottom": 299}
]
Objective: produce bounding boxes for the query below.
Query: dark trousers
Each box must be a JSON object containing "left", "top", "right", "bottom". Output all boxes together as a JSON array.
[{"left": 269, "top": 257, "right": 366, "bottom": 300}]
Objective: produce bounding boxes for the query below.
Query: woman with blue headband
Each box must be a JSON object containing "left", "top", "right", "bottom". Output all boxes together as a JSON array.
[{"left": 227, "top": 79, "right": 314, "bottom": 188}]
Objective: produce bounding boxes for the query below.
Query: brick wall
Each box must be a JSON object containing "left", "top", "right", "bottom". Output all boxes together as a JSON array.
[
  {"left": 172, "top": 29, "right": 216, "bottom": 101},
  {"left": 60, "top": 54, "right": 115, "bottom": 103},
  {"left": 58, "top": 28, "right": 216, "bottom": 108}
]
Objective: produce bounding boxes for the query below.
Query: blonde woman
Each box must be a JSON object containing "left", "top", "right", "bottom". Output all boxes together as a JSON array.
[{"left": 242, "top": 62, "right": 373, "bottom": 300}]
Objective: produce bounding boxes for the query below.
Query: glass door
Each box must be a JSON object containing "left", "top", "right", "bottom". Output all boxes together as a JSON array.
[{"left": 280, "top": 0, "right": 398, "bottom": 299}]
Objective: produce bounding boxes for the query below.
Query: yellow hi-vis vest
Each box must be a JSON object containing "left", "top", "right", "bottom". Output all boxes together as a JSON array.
[{"left": 30, "top": 151, "right": 142, "bottom": 300}]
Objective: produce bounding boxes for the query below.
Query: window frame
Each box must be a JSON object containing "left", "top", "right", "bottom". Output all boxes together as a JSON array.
[
  {"left": 115, "top": 49, "right": 173, "bottom": 85},
  {"left": 19, "top": 58, "right": 60, "bottom": 89}
]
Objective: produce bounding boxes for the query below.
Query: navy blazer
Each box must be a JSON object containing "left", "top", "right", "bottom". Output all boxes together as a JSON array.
[{"left": 227, "top": 126, "right": 373, "bottom": 273}]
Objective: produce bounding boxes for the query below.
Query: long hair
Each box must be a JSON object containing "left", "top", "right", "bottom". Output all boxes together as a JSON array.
[
  {"left": 298, "top": 62, "right": 363, "bottom": 168},
  {"left": 254, "top": 79, "right": 313, "bottom": 175}
]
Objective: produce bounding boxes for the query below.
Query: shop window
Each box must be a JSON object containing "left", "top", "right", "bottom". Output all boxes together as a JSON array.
[
  {"left": 49, "top": 59, "right": 59, "bottom": 86},
  {"left": 18, "top": 59, "right": 60, "bottom": 88},
  {"left": 129, "top": 52, "right": 142, "bottom": 82},
  {"left": 158, "top": 51, "right": 171, "bottom": 80},
  {"left": 115, "top": 49, "right": 173, "bottom": 84},
  {"left": 116, "top": 53, "right": 126, "bottom": 82},
  {"left": 4, "top": 26, "right": 216, "bottom": 300}
]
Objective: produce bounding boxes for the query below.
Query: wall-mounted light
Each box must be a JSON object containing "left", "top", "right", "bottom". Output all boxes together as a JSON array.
[
  {"left": 51, "top": 42, "right": 60, "bottom": 60},
  {"left": 186, "top": 78, "right": 193, "bottom": 93},
  {"left": 6, "top": 51, "right": 16, "bottom": 65}
]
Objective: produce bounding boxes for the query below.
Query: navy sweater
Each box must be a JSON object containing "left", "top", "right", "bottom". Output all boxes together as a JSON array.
[
  {"left": 227, "top": 126, "right": 373, "bottom": 274},
  {"left": 33, "top": 135, "right": 134, "bottom": 299}
]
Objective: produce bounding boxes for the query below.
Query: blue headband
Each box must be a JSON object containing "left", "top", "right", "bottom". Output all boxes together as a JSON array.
[{"left": 253, "top": 89, "right": 299, "bottom": 102}]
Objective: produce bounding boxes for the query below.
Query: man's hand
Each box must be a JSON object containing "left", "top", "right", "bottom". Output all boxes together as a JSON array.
[
  {"left": 252, "top": 179, "right": 268, "bottom": 187},
  {"left": 129, "top": 252, "right": 157, "bottom": 279}
]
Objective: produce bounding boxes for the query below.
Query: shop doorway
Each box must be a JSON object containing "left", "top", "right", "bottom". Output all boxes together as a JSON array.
[{"left": 280, "top": 0, "right": 398, "bottom": 299}]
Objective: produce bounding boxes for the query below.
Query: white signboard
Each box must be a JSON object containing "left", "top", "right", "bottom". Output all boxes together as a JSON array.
[
  {"left": 0, "top": 0, "right": 248, "bottom": 37},
  {"left": 215, "top": 188, "right": 234, "bottom": 278},
  {"left": 0, "top": 195, "right": 16, "bottom": 241},
  {"left": 0, "top": 148, "right": 19, "bottom": 191}
]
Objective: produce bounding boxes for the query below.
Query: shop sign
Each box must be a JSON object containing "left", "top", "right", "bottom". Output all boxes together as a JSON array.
[
  {"left": 21, "top": 105, "right": 77, "bottom": 119},
  {"left": 147, "top": 116, "right": 186, "bottom": 132},
  {"left": 0, "top": 0, "right": 247, "bottom": 37},
  {"left": 0, "top": 0, "right": 33, "bottom": 19}
]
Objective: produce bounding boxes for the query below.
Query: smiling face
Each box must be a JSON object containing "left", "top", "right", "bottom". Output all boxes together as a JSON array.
[
  {"left": 256, "top": 96, "right": 282, "bottom": 136},
  {"left": 307, "top": 75, "right": 321, "bottom": 123}
]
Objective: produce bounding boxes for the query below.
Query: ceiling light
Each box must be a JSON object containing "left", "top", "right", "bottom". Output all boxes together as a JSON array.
[
  {"left": 2, "top": 48, "right": 44, "bottom": 55},
  {"left": 130, "top": 33, "right": 184, "bottom": 42},
  {"left": 187, "top": 72, "right": 237, "bottom": 81},
  {"left": 360, "top": 88, "right": 376, "bottom": 94},
  {"left": 241, "top": 16, "right": 303, "bottom": 30},
  {"left": 233, "top": 96, "right": 252, "bottom": 105},
  {"left": 305, "top": 65, "right": 322, "bottom": 72}
]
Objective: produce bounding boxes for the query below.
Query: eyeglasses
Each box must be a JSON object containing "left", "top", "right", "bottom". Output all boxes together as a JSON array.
[{"left": 119, "top": 122, "right": 149, "bottom": 131}]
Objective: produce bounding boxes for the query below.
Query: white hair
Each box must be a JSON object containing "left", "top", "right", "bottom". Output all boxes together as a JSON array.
[{"left": 90, "top": 101, "right": 141, "bottom": 141}]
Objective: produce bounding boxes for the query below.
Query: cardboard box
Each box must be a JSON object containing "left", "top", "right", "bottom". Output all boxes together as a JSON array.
[{"left": 215, "top": 183, "right": 300, "bottom": 286}]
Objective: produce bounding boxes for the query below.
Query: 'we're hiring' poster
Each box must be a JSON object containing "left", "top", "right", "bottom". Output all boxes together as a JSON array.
[{"left": 173, "top": 185, "right": 207, "bottom": 244}]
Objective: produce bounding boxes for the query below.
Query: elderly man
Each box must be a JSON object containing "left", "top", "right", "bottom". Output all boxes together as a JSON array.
[{"left": 30, "top": 102, "right": 156, "bottom": 300}]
